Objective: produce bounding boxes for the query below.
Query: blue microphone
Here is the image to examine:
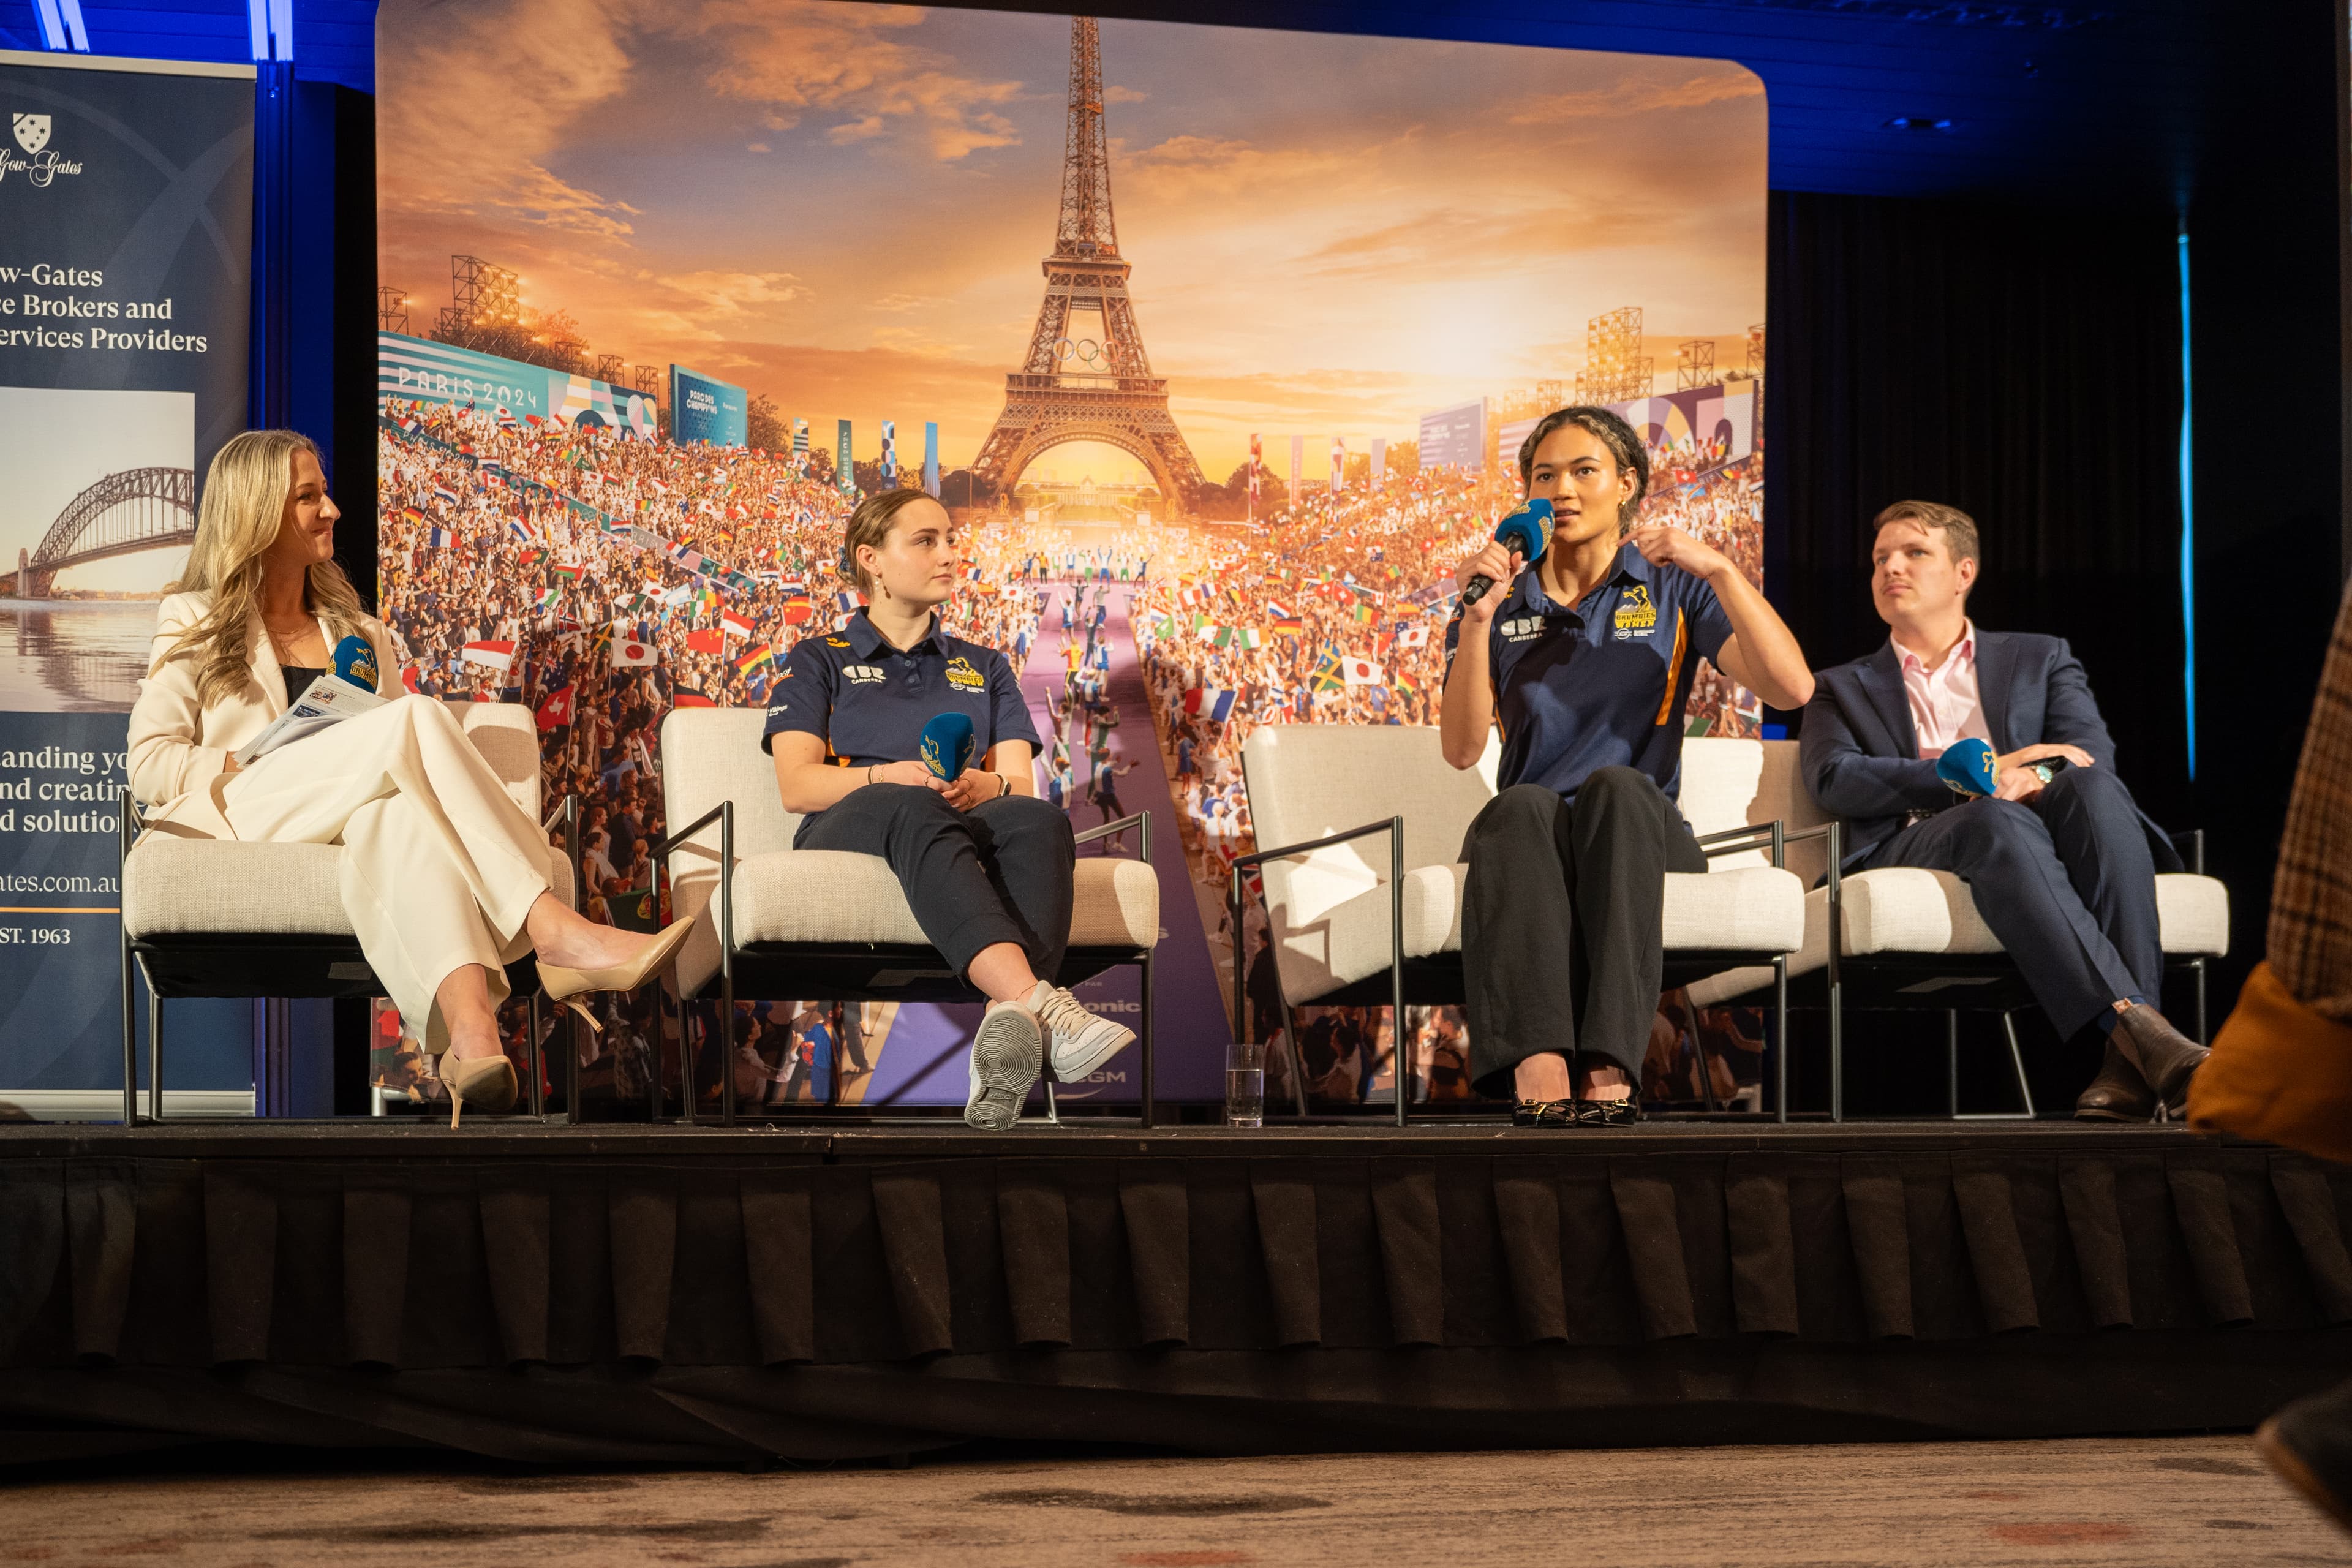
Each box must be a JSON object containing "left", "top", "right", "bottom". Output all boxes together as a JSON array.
[
  {"left": 919, "top": 712, "right": 976, "bottom": 782},
  {"left": 1936, "top": 736, "right": 1999, "bottom": 799},
  {"left": 1460, "top": 497, "right": 1553, "bottom": 608},
  {"left": 330, "top": 633, "right": 380, "bottom": 693}
]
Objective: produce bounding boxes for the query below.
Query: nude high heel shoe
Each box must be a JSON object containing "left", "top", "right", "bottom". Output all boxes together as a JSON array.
[
  {"left": 537, "top": 921, "right": 696, "bottom": 1032},
  {"left": 446, "top": 1054, "right": 519, "bottom": 1128}
]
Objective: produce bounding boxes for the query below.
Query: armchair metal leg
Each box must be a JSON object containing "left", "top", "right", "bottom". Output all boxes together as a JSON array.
[
  {"left": 1954, "top": 1009, "right": 2038, "bottom": 1120},
  {"left": 2193, "top": 958, "right": 2208, "bottom": 1044},
  {"left": 1947, "top": 1009, "right": 1961, "bottom": 1120},
  {"left": 565, "top": 1001, "right": 581, "bottom": 1126},
  {"left": 1772, "top": 956, "right": 1789, "bottom": 1125},
  {"left": 120, "top": 943, "right": 138, "bottom": 1128},
  {"left": 1683, "top": 1010, "right": 1719, "bottom": 1112},
  {"left": 1137, "top": 950, "right": 1156, "bottom": 1131},
  {"left": 1279, "top": 995, "right": 1308, "bottom": 1120},
  {"left": 526, "top": 995, "right": 546, "bottom": 1120},
  {"left": 2000, "top": 1009, "right": 2037, "bottom": 1118},
  {"left": 678, "top": 992, "right": 698, "bottom": 1127},
  {"left": 148, "top": 989, "right": 163, "bottom": 1125},
  {"left": 647, "top": 996, "right": 665, "bottom": 1125},
  {"left": 1042, "top": 1077, "right": 1061, "bottom": 1125}
]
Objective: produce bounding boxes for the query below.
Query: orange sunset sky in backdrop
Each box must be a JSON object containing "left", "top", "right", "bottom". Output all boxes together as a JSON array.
[{"left": 377, "top": 0, "right": 1766, "bottom": 487}]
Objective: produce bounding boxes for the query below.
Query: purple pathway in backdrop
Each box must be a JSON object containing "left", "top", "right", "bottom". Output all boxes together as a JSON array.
[{"left": 859, "top": 582, "right": 1230, "bottom": 1108}]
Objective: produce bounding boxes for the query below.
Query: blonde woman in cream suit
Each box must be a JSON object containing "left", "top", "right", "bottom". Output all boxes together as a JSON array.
[{"left": 126, "top": 430, "right": 690, "bottom": 1121}]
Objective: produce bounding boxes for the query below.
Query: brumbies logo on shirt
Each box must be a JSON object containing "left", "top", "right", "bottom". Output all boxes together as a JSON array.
[
  {"left": 843, "top": 664, "right": 884, "bottom": 685},
  {"left": 945, "top": 655, "right": 987, "bottom": 692},
  {"left": 1613, "top": 585, "right": 1658, "bottom": 640}
]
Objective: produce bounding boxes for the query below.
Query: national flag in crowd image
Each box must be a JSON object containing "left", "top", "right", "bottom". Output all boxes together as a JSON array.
[
  {"left": 611, "top": 632, "right": 657, "bottom": 668},
  {"left": 551, "top": 560, "right": 582, "bottom": 582},
  {"left": 399, "top": 505, "right": 425, "bottom": 524},
  {"left": 431, "top": 484, "right": 459, "bottom": 506},
  {"left": 1341, "top": 655, "right": 1382, "bottom": 685},
  {"left": 535, "top": 684, "right": 575, "bottom": 732},
  {"left": 735, "top": 642, "right": 775, "bottom": 674},
  {"left": 495, "top": 407, "right": 518, "bottom": 430},
  {"left": 424, "top": 527, "right": 451, "bottom": 548},
  {"left": 534, "top": 587, "right": 562, "bottom": 612},
  {"left": 685, "top": 628, "right": 723, "bottom": 657},
  {"left": 461, "top": 640, "right": 516, "bottom": 673},
  {"left": 1395, "top": 624, "right": 1430, "bottom": 649},
  {"left": 509, "top": 518, "right": 543, "bottom": 544},
  {"left": 671, "top": 688, "right": 717, "bottom": 709},
  {"left": 721, "top": 609, "right": 754, "bottom": 640},
  {"left": 1182, "top": 687, "right": 1237, "bottom": 723}
]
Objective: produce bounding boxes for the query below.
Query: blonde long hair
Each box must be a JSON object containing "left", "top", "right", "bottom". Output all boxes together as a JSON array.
[{"left": 160, "top": 430, "right": 368, "bottom": 707}]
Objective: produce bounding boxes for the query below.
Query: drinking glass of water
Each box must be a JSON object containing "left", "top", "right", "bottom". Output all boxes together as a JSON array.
[{"left": 1226, "top": 1038, "right": 1265, "bottom": 1128}]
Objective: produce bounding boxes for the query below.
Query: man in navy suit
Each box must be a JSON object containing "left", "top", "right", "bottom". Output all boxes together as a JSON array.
[{"left": 1800, "top": 500, "right": 2207, "bottom": 1120}]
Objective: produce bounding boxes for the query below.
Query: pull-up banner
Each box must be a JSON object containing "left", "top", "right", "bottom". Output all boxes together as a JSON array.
[{"left": 0, "top": 51, "right": 254, "bottom": 1102}]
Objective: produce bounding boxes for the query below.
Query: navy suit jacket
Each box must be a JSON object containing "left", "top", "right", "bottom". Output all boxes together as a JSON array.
[{"left": 1799, "top": 631, "right": 2182, "bottom": 873}]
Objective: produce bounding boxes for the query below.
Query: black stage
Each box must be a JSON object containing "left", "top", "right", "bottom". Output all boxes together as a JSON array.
[{"left": 3, "top": 1120, "right": 2348, "bottom": 1466}]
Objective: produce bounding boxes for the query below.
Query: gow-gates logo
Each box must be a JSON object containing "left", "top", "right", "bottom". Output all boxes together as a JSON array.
[{"left": 2, "top": 113, "right": 86, "bottom": 187}]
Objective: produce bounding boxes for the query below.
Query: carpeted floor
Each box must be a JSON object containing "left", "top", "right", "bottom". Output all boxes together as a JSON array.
[{"left": 2, "top": 1436, "right": 2344, "bottom": 1565}]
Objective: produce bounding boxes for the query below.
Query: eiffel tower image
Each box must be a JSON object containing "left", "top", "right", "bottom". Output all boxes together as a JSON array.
[{"left": 968, "top": 17, "right": 1209, "bottom": 513}]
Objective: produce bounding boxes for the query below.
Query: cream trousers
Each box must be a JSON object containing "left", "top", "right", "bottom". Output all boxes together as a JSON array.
[{"left": 221, "top": 695, "right": 554, "bottom": 1055}]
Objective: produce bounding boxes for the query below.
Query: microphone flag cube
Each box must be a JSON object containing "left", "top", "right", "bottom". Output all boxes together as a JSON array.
[
  {"left": 920, "top": 712, "right": 976, "bottom": 781},
  {"left": 331, "top": 633, "right": 380, "bottom": 693},
  {"left": 1936, "top": 736, "right": 1999, "bottom": 799},
  {"left": 1494, "top": 497, "right": 1554, "bottom": 565}
]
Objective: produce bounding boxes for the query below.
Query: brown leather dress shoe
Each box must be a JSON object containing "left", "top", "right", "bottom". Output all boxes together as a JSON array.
[
  {"left": 2110, "top": 1003, "right": 2210, "bottom": 1116},
  {"left": 2074, "top": 1039, "right": 2157, "bottom": 1121}
]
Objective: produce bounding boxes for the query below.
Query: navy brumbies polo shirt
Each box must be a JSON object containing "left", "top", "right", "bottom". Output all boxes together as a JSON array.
[
  {"left": 1442, "top": 542, "right": 1733, "bottom": 802},
  {"left": 760, "top": 609, "right": 1041, "bottom": 773}
]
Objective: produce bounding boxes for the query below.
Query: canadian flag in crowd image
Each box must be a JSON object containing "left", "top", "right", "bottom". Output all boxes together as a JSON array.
[{"left": 612, "top": 638, "right": 657, "bottom": 668}]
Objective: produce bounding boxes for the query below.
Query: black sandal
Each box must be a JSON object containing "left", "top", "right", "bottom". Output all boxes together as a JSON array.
[{"left": 1512, "top": 1098, "right": 1577, "bottom": 1128}]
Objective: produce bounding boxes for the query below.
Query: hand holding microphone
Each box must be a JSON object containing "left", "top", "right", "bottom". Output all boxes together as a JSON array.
[
  {"left": 1455, "top": 499, "right": 1553, "bottom": 626},
  {"left": 920, "top": 711, "right": 1001, "bottom": 810}
]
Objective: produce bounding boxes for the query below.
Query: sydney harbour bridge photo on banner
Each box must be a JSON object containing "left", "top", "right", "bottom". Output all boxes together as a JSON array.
[{"left": 372, "top": 0, "right": 1769, "bottom": 1114}]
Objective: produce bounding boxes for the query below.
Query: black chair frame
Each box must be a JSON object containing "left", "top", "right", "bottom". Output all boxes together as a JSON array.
[
  {"left": 651, "top": 802, "right": 1160, "bottom": 1126},
  {"left": 118, "top": 789, "right": 581, "bottom": 1124}
]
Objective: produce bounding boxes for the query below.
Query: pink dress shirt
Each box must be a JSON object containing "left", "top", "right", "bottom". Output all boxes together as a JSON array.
[{"left": 1895, "top": 623, "right": 1992, "bottom": 759}]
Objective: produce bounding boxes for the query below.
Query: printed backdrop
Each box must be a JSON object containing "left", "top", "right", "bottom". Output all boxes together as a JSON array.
[{"left": 372, "top": 0, "right": 1770, "bottom": 1112}]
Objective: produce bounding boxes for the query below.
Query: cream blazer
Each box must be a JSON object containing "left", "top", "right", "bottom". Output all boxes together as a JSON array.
[{"left": 126, "top": 590, "right": 404, "bottom": 842}]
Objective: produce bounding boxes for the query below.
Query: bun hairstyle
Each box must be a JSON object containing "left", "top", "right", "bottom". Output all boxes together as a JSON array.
[
  {"left": 840, "top": 487, "right": 940, "bottom": 598},
  {"left": 1516, "top": 405, "right": 1650, "bottom": 532}
]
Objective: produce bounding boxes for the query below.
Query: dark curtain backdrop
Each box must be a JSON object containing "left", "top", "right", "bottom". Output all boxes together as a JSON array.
[{"left": 1763, "top": 192, "right": 2193, "bottom": 839}]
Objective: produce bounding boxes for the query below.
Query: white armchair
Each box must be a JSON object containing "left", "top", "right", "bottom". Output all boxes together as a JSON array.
[
  {"left": 1686, "top": 744, "right": 2229, "bottom": 1119},
  {"left": 1232, "top": 726, "right": 1812, "bottom": 1122},
  {"left": 118, "top": 701, "right": 577, "bottom": 1123},
  {"left": 657, "top": 708, "right": 1161, "bottom": 1123}
]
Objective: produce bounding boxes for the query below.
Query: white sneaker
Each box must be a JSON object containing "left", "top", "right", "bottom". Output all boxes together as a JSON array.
[
  {"left": 965, "top": 1000, "right": 1042, "bottom": 1130},
  {"left": 1028, "top": 982, "right": 1137, "bottom": 1084}
]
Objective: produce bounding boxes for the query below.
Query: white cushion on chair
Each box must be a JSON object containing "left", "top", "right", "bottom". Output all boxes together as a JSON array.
[
  {"left": 126, "top": 702, "right": 567, "bottom": 940},
  {"left": 125, "top": 839, "right": 576, "bottom": 939},
  {"left": 725, "top": 850, "right": 1159, "bottom": 951},
  {"left": 1270, "top": 856, "right": 1807, "bottom": 1007},
  {"left": 1239, "top": 728, "right": 1808, "bottom": 1007},
  {"left": 1685, "top": 867, "right": 2234, "bottom": 1008}
]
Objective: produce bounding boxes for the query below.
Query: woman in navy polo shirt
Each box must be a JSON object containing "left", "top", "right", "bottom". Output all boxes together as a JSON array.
[
  {"left": 1439, "top": 408, "right": 1815, "bottom": 1126},
  {"left": 764, "top": 489, "right": 1133, "bottom": 1129}
]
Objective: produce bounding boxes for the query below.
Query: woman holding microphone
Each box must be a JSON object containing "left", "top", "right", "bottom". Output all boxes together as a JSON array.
[
  {"left": 764, "top": 488, "right": 1133, "bottom": 1129},
  {"left": 1439, "top": 408, "right": 1814, "bottom": 1126},
  {"left": 127, "top": 430, "right": 690, "bottom": 1123}
]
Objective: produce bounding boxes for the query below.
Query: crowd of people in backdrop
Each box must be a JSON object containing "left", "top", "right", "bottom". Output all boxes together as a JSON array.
[{"left": 367, "top": 395, "right": 1766, "bottom": 1111}]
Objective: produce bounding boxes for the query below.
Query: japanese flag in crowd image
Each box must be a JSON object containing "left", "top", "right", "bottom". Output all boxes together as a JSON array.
[
  {"left": 461, "top": 640, "right": 516, "bottom": 673},
  {"left": 1395, "top": 624, "right": 1430, "bottom": 649},
  {"left": 1340, "top": 657, "right": 1382, "bottom": 685},
  {"left": 613, "top": 636, "right": 657, "bottom": 668}
]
